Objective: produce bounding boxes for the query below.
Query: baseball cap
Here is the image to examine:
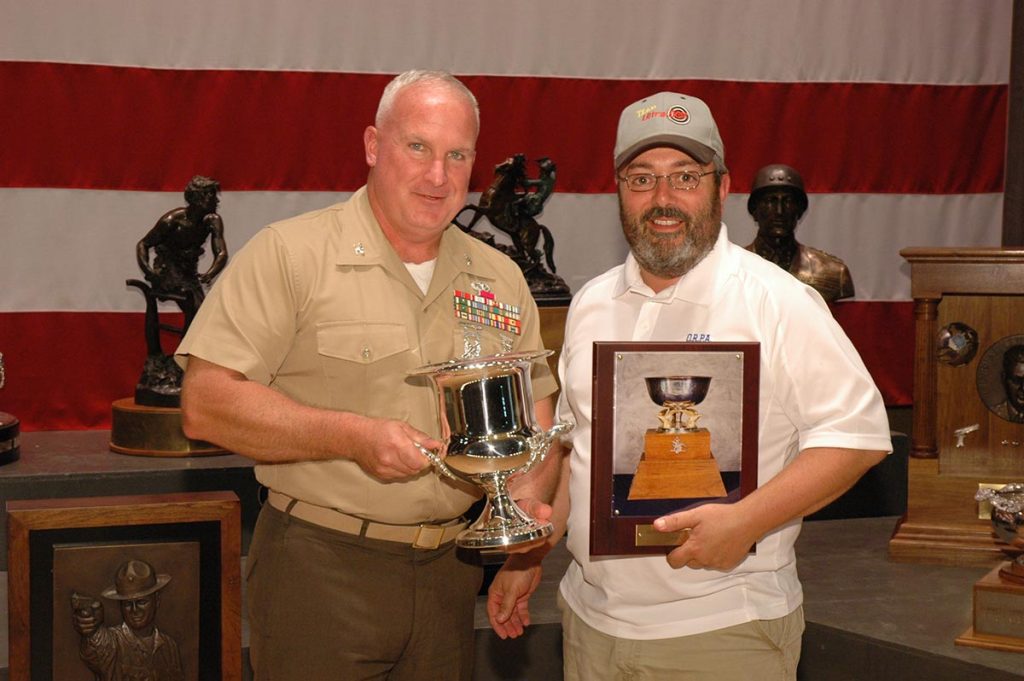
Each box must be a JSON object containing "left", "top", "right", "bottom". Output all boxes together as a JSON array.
[{"left": 614, "top": 92, "right": 727, "bottom": 172}]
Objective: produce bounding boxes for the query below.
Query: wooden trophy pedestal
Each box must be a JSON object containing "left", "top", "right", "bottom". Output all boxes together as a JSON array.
[
  {"left": 956, "top": 563, "right": 1024, "bottom": 653},
  {"left": 110, "top": 397, "right": 225, "bottom": 457},
  {"left": 628, "top": 429, "right": 726, "bottom": 500},
  {"left": 0, "top": 410, "right": 20, "bottom": 465},
  {"left": 890, "top": 248, "right": 1024, "bottom": 566}
]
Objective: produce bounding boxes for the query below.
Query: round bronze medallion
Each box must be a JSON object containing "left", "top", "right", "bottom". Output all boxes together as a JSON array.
[{"left": 976, "top": 334, "right": 1024, "bottom": 424}]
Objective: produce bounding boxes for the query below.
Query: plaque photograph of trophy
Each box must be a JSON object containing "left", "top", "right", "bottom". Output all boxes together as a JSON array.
[
  {"left": 589, "top": 342, "right": 760, "bottom": 555},
  {"left": 628, "top": 375, "right": 726, "bottom": 500},
  {"left": 410, "top": 350, "right": 572, "bottom": 550}
]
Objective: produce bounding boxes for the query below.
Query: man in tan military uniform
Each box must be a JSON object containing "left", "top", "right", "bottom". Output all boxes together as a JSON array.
[
  {"left": 176, "top": 70, "right": 558, "bottom": 681},
  {"left": 744, "top": 164, "right": 854, "bottom": 302}
]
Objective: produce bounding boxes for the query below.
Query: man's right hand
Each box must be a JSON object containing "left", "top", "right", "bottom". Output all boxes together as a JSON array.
[
  {"left": 71, "top": 595, "right": 103, "bottom": 637},
  {"left": 346, "top": 415, "right": 442, "bottom": 481}
]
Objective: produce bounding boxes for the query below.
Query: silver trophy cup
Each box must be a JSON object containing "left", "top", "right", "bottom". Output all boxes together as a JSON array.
[
  {"left": 976, "top": 483, "right": 1024, "bottom": 584},
  {"left": 410, "top": 350, "right": 571, "bottom": 549}
]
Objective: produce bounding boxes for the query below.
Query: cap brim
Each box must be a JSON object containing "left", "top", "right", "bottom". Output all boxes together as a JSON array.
[
  {"left": 615, "top": 134, "right": 716, "bottom": 170},
  {"left": 101, "top": 574, "right": 172, "bottom": 600}
]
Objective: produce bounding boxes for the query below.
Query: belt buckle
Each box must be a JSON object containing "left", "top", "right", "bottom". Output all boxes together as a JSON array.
[{"left": 413, "top": 523, "right": 445, "bottom": 550}]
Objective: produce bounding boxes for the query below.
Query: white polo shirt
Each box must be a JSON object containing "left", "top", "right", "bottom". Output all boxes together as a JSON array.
[{"left": 557, "top": 224, "right": 891, "bottom": 639}]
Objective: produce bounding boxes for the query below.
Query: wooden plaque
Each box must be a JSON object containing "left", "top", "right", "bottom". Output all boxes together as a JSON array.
[
  {"left": 6, "top": 491, "right": 242, "bottom": 681},
  {"left": 590, "top": 342, "right": 759, "bottom": 556}
]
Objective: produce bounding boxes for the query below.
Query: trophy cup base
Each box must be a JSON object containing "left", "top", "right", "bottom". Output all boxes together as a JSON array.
[
  {"left": 457, "top": 520, "right": 552, "bottom": 551},
  {"left": 956, "top": 563, "right": 1024, "bottom": 653},
  {"left": 109, "top": 397, "right": 226, "bottom": 457}
]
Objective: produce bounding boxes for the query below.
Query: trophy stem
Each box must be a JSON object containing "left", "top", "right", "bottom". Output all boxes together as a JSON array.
[{"left": 457, "top": 470, "right": 552, "bottom": 550}]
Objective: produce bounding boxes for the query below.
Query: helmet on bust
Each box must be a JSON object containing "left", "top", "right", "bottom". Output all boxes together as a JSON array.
[{"left": 747, "top": 164, "right": 808, "bottom": 218}]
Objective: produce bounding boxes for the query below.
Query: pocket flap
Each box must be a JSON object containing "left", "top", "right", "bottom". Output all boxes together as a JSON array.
[{"left": 317, "top": 322, "right": 409, "bottom": 363}]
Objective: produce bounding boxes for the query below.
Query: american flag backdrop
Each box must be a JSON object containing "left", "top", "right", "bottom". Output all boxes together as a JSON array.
[{"left": 0, "top": 1, "right": 1012, "bottom": 430}]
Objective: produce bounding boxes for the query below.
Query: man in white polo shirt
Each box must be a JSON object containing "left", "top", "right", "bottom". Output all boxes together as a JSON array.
[{"left": 487, "top": 92, "right": 892, "bottom": 680}]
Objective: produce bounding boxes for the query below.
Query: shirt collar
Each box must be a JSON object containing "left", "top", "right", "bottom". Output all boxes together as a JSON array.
[
  {"left": 333, "top": 186, "right": 391, "bottom": 267},
  {"left": 332, "top": 187, "right": 489, "bottom": 279},
  {"left": 118, "top": 622, "right": 168, "bottom": 650}
]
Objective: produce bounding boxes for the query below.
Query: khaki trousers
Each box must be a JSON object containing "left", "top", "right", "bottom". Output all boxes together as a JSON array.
[
  {"left": 247, "top": 502, "right": 482, "bottom": 681},
  {"left": 561, "top": 592, "right": 803, "bottom": 681}
]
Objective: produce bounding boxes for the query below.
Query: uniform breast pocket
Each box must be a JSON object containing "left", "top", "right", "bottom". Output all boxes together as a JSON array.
[{"left": 317, "top": 321, "right": 411, "bottom": 413}]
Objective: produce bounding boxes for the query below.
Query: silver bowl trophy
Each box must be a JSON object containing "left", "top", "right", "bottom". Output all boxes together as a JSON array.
[
  {"left": 645, "top": 376, "right": 712, "bottom": 432},
  {"left": 410, "top": 350, "right": 571, "bottom": 550},
  {"left": 976, "top": 483, "right": 1024, "bottom": 584},
  {"left": 629, "top": 375, "right": 725, "bottom": 500}
]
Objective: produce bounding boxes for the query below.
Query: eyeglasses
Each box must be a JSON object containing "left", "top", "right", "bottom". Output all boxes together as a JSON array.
[{"left": 617, "top": 170, "right": 719, "bottom": 192}]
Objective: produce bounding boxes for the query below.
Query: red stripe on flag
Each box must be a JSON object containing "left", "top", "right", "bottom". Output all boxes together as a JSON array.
[
  {"left": 0, "top": 305, "right": 912, "bottom": 432},
  {"left": 2, "top": 63, "right": 1006, "bottom": 195},
  {"left": 830, "top": 301, "right": 914, "bottom": 407},
  {"left": 0, "top": 312, "right": 181, "bottom": 431}
]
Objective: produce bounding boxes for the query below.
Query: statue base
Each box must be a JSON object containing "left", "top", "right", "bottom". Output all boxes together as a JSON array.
[
  {"left": 628, "top": 429, "right": 726, "bottom": 500},
  {"left": 956, "top": 564, "right": 1024, "bottom": 653},
  {"left": 109, "top": 397, "right": 225, "bottom": 457},
  {"left": 533, "top": 291, "right": 573, "bottom": 307},
  {"left": 0, "top": 411, "right": 20, "bottom": 466}
]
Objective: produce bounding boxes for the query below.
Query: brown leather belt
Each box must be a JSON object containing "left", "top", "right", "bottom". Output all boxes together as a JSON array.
[{"left": 266, "top": 490, "right": 467, "bottom": 550}]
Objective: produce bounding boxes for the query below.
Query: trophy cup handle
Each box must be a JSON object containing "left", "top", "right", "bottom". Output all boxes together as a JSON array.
[
  {"left": 413, "top": 442, "right": 461, "bottom": 482},
  {"left": 521, "top": 420, "right": 574, "bottom": 474}
]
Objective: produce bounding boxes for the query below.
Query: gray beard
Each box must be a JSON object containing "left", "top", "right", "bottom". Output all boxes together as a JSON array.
[{"left": 620, "top": 199, "right": 721, "bottom": 280}]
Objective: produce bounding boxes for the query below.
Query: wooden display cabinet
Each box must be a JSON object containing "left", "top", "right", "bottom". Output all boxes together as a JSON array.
[{"left": 889, "top": 248, "right": 1024, "bottom": 566}]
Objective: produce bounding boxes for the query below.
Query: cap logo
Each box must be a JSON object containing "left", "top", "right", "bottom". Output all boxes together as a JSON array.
[
  {"left": 634, "top": 104, "right": 690, "bottom": 126},
  {"left": 635, "top": 104, "right": 658, "bottom": 120},
  {"left": 668, "top": 106, "right": 690, "bottom": 125}
]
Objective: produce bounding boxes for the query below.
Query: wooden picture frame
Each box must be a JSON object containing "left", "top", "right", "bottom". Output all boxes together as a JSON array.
[
  {"left": 6, "top": 491, "right": 241, "bottom": 681},
  {"left": 590, "top": 342, "right": 759, "bottom": 555}
]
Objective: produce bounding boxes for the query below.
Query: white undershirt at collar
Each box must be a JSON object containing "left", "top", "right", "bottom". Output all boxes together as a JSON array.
[{"left": 404, "top": 259, "right": 437, "bottom": 295}]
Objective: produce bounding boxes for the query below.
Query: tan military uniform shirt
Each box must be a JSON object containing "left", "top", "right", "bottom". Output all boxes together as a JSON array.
[{"left": 177, "top": 187, "right": 557, "bottom": 523}]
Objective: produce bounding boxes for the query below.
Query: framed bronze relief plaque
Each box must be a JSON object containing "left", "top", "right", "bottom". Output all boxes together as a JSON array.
[
  {"left": 6, "top": 491, "right": 241, "bottom": 681},
  {"left": 590, "top": 342, "right": 759, "bottom": 556}
]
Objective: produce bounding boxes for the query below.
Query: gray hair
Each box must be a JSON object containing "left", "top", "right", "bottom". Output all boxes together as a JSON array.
[{"left": 375, "top": 70, "right": 479, "bottom": 130}]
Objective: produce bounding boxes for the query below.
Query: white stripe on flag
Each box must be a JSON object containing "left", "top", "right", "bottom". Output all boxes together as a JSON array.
[{"left": 1, "top": 1, "right": 1010, "bottom": 83}]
